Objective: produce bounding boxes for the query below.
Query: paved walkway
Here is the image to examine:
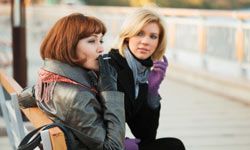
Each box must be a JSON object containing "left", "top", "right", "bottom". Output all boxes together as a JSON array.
[
  {"left": 126, "top": 78, "right": 250, "bottom": 150},
  {"left": 160, "top": 79, "right": 250, "bottom": 150},
  {"left": 0, "top": 137, "right": 11, "bottom": 150},
  {"left": 1, "top": 78, "right": 250, "bottom": 150}
]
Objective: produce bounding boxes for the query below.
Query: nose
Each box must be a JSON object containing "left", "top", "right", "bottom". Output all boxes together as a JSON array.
[
  {"left": 97, "top": 43, "right": 104, "bottom": 54},
  {"left": 140, "top": 36, "right": 150, "bottom": 45}
]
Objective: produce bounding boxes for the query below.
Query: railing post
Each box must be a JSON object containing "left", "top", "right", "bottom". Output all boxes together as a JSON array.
[
  {"left": 168, "top": 19, "right": 176, "bottom": 49},
  {"left": 235, "top": 20, "right": 244, "bottom": 63},
  {"left": 11, "top": 0, "right": 27, "bottom": 88},
  {"left": 198, "top": 17, "right": 206, "bottom": 55}
]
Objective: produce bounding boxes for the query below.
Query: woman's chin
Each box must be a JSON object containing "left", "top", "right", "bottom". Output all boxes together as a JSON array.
[{"left": 92, "top": 65, "right": 99, "bottom": 72}]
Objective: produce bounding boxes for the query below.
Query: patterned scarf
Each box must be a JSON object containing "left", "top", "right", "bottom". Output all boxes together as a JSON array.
[{"left": 35, "top": 69, "right": 97, "bottom": 104}]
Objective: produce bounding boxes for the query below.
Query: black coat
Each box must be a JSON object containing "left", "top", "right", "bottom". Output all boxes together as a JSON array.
[{"left": 109, "top": 49, "right": 160, "bottom": 145}]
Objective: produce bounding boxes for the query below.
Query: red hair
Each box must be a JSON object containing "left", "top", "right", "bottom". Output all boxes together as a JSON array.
[{"left": 40, "top": 13, "right": 106, "bottom": 65}]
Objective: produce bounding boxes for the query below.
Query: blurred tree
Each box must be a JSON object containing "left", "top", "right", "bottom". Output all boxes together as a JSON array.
[
  {"left": 20, "top": 0, "right": 250, "bottom": 9},
  {"left": 47, "top": 0, "right": 61, "bottom": 4},
  {"left": 186, "top": 0, "right": 203, "bottom": 7},
  {"left": 129, "top": 0, "right": 156, "bottom": 6},
  {"left": 84, "top": 0, "right": 129, "bottom": 6},
  {"left": 156, "top": 0, "right": 250, "bottom": 9},
  {"left": 239, "top": 0, "right": 250, "bottom": 9},
  {"left": 0, "top": 0, "right": 9, "bottom": 3},
  {"left": 187, "top": 0, "right": 203, "bottom": 5}
]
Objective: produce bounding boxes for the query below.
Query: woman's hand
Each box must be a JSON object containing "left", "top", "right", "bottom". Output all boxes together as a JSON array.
[
  {"left": 124, "top": 137, "right": 140, "bottom": 150},
  {"left": 148, "top": 56, "right": 168, "bottom": 95},
  {"left": 97, "top": 55, "right": 117, "bottom": 92}
]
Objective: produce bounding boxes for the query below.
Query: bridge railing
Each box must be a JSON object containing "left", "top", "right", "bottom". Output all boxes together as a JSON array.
[{"left": 0, "top": 5, "right": 250, "bottom": 79}]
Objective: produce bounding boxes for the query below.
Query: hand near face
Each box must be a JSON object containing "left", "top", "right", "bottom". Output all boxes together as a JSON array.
[
  {"left": 76, "top": 33, "right": 104, "bottom": 71},
  {"left": 124, "top": 137, "right": 140, "bottom": 150},
  {"left": 148, "top": 56, "right": 168, "bottom": 95},
  {"left": 97, "top": 55, "right": 117, "bottom": 92}
]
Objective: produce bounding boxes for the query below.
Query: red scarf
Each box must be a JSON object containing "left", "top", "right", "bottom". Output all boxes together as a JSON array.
[{"left": 35, "top": 69, "right": 97, "bottom": 103}]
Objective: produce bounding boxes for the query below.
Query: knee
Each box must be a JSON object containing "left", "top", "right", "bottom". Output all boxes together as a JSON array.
[{"left": 168, "top": 137, "right": 185, "bottom": 150}]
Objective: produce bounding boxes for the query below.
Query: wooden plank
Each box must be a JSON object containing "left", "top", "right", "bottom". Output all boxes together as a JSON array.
[
  {"left": 0, "top": 70, "right": 22, "bottom": 94},
  {"left": 0, "top": 69, "right": 66, "bottom": 150}
]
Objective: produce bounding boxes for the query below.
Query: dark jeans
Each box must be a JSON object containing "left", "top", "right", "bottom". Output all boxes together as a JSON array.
[{"left": 139, "top": 138, "right": 185, "bottom": 150}]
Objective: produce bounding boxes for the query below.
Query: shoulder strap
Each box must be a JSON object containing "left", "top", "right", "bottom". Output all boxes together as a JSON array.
[
  {"left": 18, "top": 123, "right": 76, "bottom": 150},
  {"left": 18, "top": 125, "right": 45, "bottom": 150},
  {"left": 43, "top": 123, "right": 76, "bottom": 150}
]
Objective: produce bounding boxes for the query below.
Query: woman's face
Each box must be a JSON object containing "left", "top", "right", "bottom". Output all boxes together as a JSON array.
[
  {"left": 128, "top": 22, "right": 160, "bottom": 60},
  {"left": 76, "top": 33, "right": 104, "bottom": 71}
]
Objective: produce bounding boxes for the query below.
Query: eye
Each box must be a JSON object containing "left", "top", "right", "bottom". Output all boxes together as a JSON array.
[
  {"left": 88, "top": 39, "right": 96, "bottom": 43},
  {"left": 136, "top": 31, "right": 144, "bottom": 37},
  {"left": 100, "top": 40, "right": 104, "bottom": 44},
  {"left": 150, "top": 34, "right": 158, "bottom": 40}
]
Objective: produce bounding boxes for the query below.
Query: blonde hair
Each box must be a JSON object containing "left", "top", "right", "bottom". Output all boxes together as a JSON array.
[{"left": 115, "top": 8, "right": 167, "bottom": 60}]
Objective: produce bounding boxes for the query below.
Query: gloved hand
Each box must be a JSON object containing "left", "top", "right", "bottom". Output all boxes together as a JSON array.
[
  {"left": 124, "top": 137, "right": 140, "bottom": 150},
  {"left": 97, "top": 55, "right": 117, "bottom": 92},
  {"left": 18, "top": 86, "right": 37, "bottom": 109},
  {"left": 148, "top": 56, "right": 168, "bottom": 96}
]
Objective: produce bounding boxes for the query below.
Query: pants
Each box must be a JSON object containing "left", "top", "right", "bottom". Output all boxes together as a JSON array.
[{"left": 139, "top": 138, "right": 185, "bottom": 150}]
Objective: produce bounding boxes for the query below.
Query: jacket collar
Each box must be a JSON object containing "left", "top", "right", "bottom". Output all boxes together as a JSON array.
[
  {"left": 109, "top": 49, "right": 128, "bottom": 69},
  {"left": 109, "top": 49, "right": 135, "bottom": 100},
  {"left": 42, "top": 58, "right": 93, "bottom": 87}
]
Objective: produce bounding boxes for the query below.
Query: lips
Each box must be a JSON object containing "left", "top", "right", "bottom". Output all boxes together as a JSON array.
[{"left": 137, "top": 48, "right": 149, "bottom": 52}]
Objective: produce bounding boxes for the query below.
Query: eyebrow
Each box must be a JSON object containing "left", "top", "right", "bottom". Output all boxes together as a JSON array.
[
  {"left": 90, "top": 34, "right": 103, "bottom": 38},
  {"left": 141, "top": 30, "right": 159, "bottom": 35},
  {"left": 89, "top": 35, "right": 98, "bottom": 38}
]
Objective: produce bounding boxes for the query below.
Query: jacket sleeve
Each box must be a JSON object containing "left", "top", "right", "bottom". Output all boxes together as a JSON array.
[
  {"left": 18, "top": 86, "right": 38, "bottom": 108},
  {"left": 147, "top": 93, "right": 161, "bottom": 109},
  {"left": 127, "top": 102, "right": 160, "bottom": 146},
  {"left": 65, "top": 90, "right": 125, "bottom": 150}
]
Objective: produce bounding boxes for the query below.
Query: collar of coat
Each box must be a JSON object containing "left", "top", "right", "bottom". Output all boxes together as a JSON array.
[
  {"left": 42, "top": 58, "right": 96, "bottom": 89},
  {"left": 109, "top": 49, "right": 136, "bottom": 100},
  {"left": 109, "top": 49, "right": 128, "bottom": 69}
]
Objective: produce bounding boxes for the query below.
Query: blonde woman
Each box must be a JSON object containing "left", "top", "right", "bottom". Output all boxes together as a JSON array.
[{"left": 108, "top": 8, "right": 185, "bottom": 150}]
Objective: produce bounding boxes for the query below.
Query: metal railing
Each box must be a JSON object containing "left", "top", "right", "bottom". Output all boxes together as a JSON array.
[{"left": 1, "top": 5, "right": 250, "bottom": 78}]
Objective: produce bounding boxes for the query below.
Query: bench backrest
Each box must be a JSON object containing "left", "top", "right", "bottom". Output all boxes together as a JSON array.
[
  {"left": 0, "top": 87, "right": 27, "bottom": 149},
  {"left": 0, "top": 69, "right": 67, "bottom": 150}
]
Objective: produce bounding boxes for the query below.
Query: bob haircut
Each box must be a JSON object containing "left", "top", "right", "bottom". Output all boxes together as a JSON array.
[
  {"left": 116, "top": 8, "right": 167, "bottom": 60},
  {"left": 40, "top": 13, "right": 106, "bottom": 65}
]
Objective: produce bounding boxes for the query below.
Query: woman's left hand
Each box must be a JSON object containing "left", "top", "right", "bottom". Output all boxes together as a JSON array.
[
  {"left": 97, "top": 55, "right": 117, "bottom": 92},
  {"left": 148, "top": 56, "right": 168, "bottom": 95},
  {"left": 124, "top": 137, "right": 140, "bottom": 150}
]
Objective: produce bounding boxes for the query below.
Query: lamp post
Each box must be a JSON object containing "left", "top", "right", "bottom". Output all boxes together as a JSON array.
[{"left": 11, "top": 0, "right": 27, "bottom": 87}]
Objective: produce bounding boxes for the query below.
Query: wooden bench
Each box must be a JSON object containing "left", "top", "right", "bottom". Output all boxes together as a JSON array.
[{"left": 0, "top": 69, "right": 67, "bottom": 150}]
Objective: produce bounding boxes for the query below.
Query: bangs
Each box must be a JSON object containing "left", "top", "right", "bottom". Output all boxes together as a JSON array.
[
  {"left": 40, "top": 13, "right": 107, "bottom": 65},
  {"left": 79, "top": 16, "right": 106, "bottom": 38}
]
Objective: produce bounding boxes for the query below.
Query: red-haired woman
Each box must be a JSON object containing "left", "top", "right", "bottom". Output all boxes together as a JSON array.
[{"left": 20, "top": 13, "right": 125, "bottom": 150}]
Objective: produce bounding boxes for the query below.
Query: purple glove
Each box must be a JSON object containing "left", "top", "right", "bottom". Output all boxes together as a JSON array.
[
  {"left": 124, "top": 137, "right": 140, "bottom": 150},
  {"left": 148, "top": 56, "right": 168, "bottom": 95}
]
